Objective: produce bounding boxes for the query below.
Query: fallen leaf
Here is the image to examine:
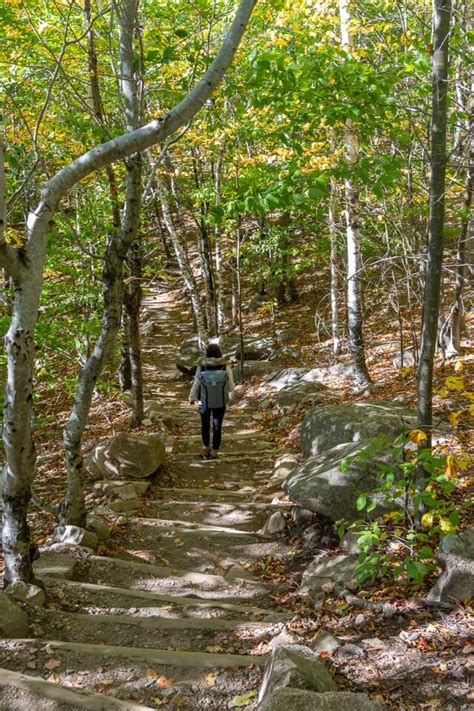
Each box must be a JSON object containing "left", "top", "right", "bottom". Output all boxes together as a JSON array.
[
  {"left": 205, "top": 673, "right": 217, "bottom": 687},
  {"left": 206, "top": 645, "right": 223, "bottom": 653},
  {"left": 232, "top": 690, "right": 257, "bottom": 707},
  {"left": 147, "top": 668, "right": 159, "bottom": 680},
  {"left": 174, "top": 538, "right": 184, "bottom": 546},
  {"left": 157, "top": 676, "right": 173, "bottom": 688},
  {"left": 152, "top": 698, "right": 163, "bottom": 706},
  {"left": 100, "top": 679, "right": 114, "bottom": 686}
]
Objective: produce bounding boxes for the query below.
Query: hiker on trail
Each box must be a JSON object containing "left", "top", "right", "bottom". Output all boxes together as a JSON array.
[{"left": 189, "top": 343, "right": 235, "bottom": 459}]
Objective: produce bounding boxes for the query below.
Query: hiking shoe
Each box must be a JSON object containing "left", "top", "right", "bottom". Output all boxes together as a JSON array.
[
  {"left": 210, "top": 450, "right": 219, "bottom": 459},
  {"left": 201, "top": 447, "right": 211, "bottom": 460}
]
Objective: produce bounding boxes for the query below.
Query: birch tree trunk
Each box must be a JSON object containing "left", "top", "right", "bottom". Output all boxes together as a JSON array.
[
  {"left": 1, "top": 0, "right": 258, "bottom": 584},
  {"left": 157, "top": 173, "right": 209, "bottom": 347},
  {"left": 416, "top": 0, "right": 451, "bottom": 494},
  {"left": 213, "top": 151, "right": 227, "bottom": 335},
  {"left": 193, "top": 151, "right": 216, "bottom": 335},
  {"left": 339, "top": 0, "right": 371, "bottom": 385}
]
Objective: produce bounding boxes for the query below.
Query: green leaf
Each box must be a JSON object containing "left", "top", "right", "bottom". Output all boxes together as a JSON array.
[
  {"left": 356, "top": 494, "right": 367, "bottom": 511},
  {"left": 232, "top": 691, "right": 258, "bottom": 707}
]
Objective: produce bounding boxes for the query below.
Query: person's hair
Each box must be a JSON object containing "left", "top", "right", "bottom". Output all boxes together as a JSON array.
[{"left": 206, "top": 343, "right": 222, "bottom": 359}]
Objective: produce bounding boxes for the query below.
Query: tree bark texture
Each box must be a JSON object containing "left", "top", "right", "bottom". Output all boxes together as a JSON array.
[
  {"left": 417, "top": 0, "right": 451, "bottom": 448},
  {"left": 157, "top": 173, "right": 209, "bottom": 347},
  {"left": 339, "top": 0, "right": 371, "bottom": 385},
  {"left": 1, "top": 0, "right": 258, "bottom": 582}
]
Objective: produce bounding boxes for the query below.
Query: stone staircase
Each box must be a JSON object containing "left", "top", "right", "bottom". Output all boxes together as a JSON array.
[{"left": 0, "top": 288, "right": 293, "bottom": 710}]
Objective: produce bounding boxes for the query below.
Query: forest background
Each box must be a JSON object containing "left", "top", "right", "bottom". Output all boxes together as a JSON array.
[{"left": 0, "top": 0, "right": 472, "bottom": 593}]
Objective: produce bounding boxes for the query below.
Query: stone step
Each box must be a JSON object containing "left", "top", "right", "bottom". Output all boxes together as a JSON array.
[
  {"left": 27, "top": 607, "right": 282, "bottom": 654},
  {"left": 0, "top": 639, "right": 267, "bottom": 709},
  {"left": 12, "top": 638, "right": 269, "bottom": 668},
  {"left": 43, "top": 578, "right": 288, "bottom": 620},
  {"left": 0, "top": 667, "right": 151, "bottom": 711},
  {"left": 71, "top": 555, "right": 266, "bottom": 602},
  {"left": 137, "top": 499, "right": 289, "bottom": 532}
]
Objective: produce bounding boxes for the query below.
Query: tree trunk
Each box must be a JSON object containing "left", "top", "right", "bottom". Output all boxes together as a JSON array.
[
  {"left": 0, "top": 0, "right": 258, "bottom": 583},
  {"left": 328, "top": 134, "right": 341, "bottom": 355},
  {"left": 339, "top": 0, "right": 371, "bottom": 386},
  {"left": 126, "top": 236, "right": 144, "bottom": 428},
  {"left": 157, "top": 173, "right": 208, "bottom": 347},
  {"left": 416, "top": 0, "right": 451, "bottom": 500},
  {"left": 193, "top": 151, "right": 216, "bottom": 335}
]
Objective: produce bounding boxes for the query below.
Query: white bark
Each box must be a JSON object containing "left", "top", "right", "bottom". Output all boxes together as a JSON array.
[
  {"left": 339, "top": 0, "right": 371, "bottom": 386},
  {"left": 1, "top": 0, "right": 258, "bottom": 584}
]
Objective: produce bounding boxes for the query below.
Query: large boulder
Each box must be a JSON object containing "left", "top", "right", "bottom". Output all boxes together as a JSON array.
[
  {"left": 86, "top": 432, "right": 166, "bottom": 480},
  {"left": 0, "top": 591, "right": 30, "bottom": 637},
  {"left": 302, "top": 363, "right": 354, "bottom": 383},
  {"left": 300, "top": 401, "right": 417, "bottom": 459},
  {"left": 284, "top": 440, "right": 403, "bottom": 521},
  {"left": 276, "top": 381, "right": 327, "bottom": 413},
  {"left": 235, "top": 336, "right": 275, "bottom": 361},
  {"left": 234, "top": 361, "right": 282, "bottom": 384},
  {"left": 258, "top": 645, "right": 336, "bottom": 705},
  {"left": 427, "top": 528, "right": 474, "bottom": 607},
  {"left": 258, "top": 689, "right": 384, "bottom": 711},
  {"left": 265, "top": 368, "right": 309, "bottom": 391}
]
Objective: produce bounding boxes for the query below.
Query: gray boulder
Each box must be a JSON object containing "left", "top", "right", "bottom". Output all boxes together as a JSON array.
[
  {"left": 234, "top": 361, "right": 282, "bottom": 384},
  {"left": 258, "top": 645, "right": 336, "bottom": 705},
  {"left": 265, "top": 368, "right": 309, "bottom": 391},
  {"left": 276, "top": 327, "right": 299, "bottom": 343},
  {"left": 300, "top": 401, "right": 417, "bottom": 459},
  {"left": 0, "top": 591, "right": 30, "bottom": 637},
  {"left": 299, "top": 554, "right": 358, "bottom": 600},
  {"left": 86, "top": 514, "right": 112, "bottom": 542},
  {"left": 276, "top": 381, "right": 327, "bottom": 413},
  {"left": 284, "top": 440, "right": 403, "bottom": 521},
  {"left": 427, "top": 528, "right": 474, "bottom": 606},
  {"left": 235, "top": 336, "right": 275, "bottom": 361},
  {"left": 302, "top": 363, "right": 354, "bottom": 383},
  {"left": 86, "top": 432, "right": 166, "bottom": 480},
  {"left": 258, "top": 689, "right": 384, "bottom": 711}
]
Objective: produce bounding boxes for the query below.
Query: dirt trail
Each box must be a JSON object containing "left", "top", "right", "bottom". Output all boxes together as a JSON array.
[{"left": 0, "top": 286, "right": 292, "bottom": 710}]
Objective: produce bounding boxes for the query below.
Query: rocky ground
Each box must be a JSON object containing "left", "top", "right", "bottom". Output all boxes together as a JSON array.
[{"left": 0, "top": 284, "right": 472, "bottom": 710}]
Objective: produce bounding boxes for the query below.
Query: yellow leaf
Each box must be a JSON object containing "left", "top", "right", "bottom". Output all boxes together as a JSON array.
[
  {"left": 408, "top": 429, "right": 427, "bottom": 444},
  {"left": 440, "top": 517, "right": 455, "bottom": 533},
  {"left": 421, "top": 513, "right": 433, "bottom": 528},
  {"left": 448, "top": 411, "right": 462, "bottom": 427},
  {"left": 445, "top": 454, "right": 457, "bottom": 478},
  {"left": 206, "top": 645, "right": 223, "bottom": 653},
  {"left": 146, "top": 669, "right": 158, "bottom": 680},
  {"left": 152, "top": 698, "right": 163, "bottom": 706},
  {"left": 205, "top": 673, "right": 217, "bottom": 687},
  {"left": 445, "top": 375, "right": 464, "bottom": 391},
  {"left": 174, "top": 538, "right": 184, "bottom": 546},
  {"left": 101, "top": 680, "right": 114, "bottom": 686},
  {"left": 454, "top": 361, "right": 464, "bottom": 373}
]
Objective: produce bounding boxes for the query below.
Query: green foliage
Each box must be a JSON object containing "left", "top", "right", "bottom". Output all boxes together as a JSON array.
[{"left": 337, "top": 434, "right": 461, "bottom": 584}]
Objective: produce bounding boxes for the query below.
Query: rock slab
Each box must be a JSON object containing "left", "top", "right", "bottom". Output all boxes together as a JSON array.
[
  {"left": 258, "top": 688, "right": 385, "bottom": 710},
  {"left": 0, "top": 591, "right": 30, "bottom": 637},
  {"left": 427, "top": 528, "right": 474, "bottom": 606},
  {"left": 86, "top": 432, "right": 166, "bottom": 480}
]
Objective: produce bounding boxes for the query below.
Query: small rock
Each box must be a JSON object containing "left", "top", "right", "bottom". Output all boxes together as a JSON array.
[
  {"left": 6, "top": 581, "right": 46, "bottom": 608},
  {"left": 292, "top": 507, "right": 316, "bottom": 527},
  {"left": 310, "top": 631, "right": 341, "bottom": 655},
  {"left": 53, "top": 525, "right": 99, "bottom": 551},
  {"left": 268, "top": 629, "right": 299, "bottom": 649},
  {"left": 354, "top": 614, "right": 366, "bottom": 626},
  {"left": 382, "top": 602, "right": 398, "bottom": 618},
  {"left": 337, "top": 643, "right": 364, "bottom": 658},
  {"left": 261, "top": 511, "right": 288, "bottom": 537},
  {"left": 86, "top": 514, "right": 111, "bottom": 542},
  {"left": 116, "top": 516, "right": 129, "bottom": 526}
]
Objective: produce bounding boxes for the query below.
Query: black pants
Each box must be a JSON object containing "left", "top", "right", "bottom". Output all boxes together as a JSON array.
[{"left": 200, "top": 406, "right": 226, "bottom": 451}]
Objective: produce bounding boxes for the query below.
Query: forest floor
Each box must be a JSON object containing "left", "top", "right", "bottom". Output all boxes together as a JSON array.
[{"left": 0, "top": 276, "right": 473, "bottom": 710}]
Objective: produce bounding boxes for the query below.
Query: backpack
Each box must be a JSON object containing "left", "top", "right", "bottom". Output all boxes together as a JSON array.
[{"left": 200, "top": 365, "right": 229, "bottom": 409}]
